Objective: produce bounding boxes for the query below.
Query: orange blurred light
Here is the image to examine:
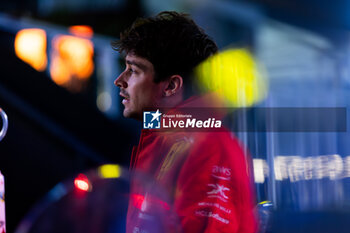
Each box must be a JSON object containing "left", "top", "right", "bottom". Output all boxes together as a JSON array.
[
  {"left": 74, "top": 174, "right": 91, "bottom": 192},
  {"left": 50, "top": 35, "right": 94, "bottom": 91},
  {"left": 69, "top": 25, "right": 94, "bottom": 38},
  {"left": 14, "top": 28, "right": 47, "bottom": 71},
  {"left": 50, "top": 55, "right": 70, "bottom": 85}
]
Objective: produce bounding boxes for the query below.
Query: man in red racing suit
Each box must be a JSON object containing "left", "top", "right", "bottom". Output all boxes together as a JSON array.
[
  {"left": 112, "top": 11, "right": 257, "bottom": 233},
  {"left": 126, "top": 97, "right": 257, "bottom": 233}
]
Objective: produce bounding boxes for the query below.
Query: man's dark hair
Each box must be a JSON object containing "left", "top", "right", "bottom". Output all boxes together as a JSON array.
[{"left": 112, "top": 11, "right": 218, "bottom": 84}]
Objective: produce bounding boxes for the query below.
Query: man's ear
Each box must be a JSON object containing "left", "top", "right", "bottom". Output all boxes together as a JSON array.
[{"left": 164, "top": 75, "right": 183, "bottom": 97}]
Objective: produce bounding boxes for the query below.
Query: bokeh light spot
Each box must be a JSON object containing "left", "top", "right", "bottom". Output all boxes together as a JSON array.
[
  {"left": 74, "top": 174, "right": 91, "bottom": 192},
  {"left": 195, "top": 48, "right": 268, "bottom": 107},
  {"left": 98, "top": 164, "right": 121, "bottom": 179},
  {"left": 50, "top": 35, "right": 94, "bottom": 92},
  {"left": 14, "top": 28, "right": 47, "bottom": 72},
  {"left": 69, "top": 25, "right": 94, "bottom": 38}
]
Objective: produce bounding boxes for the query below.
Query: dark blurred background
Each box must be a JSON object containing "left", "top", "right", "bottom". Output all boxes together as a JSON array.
[
  {"left": 0, "top": 0, "right": 143, "bottom": 231},
  {"left": 1, "top": 0, "right": 350, "bottom": 232}
]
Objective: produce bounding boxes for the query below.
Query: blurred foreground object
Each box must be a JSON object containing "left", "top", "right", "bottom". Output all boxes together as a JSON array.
[
  {"left": 195, "top": 48, "right": 268, "bottom": 107},
  {"left": 0, "top": 172, "right": 5, "bottom": 233},
  {"left": 14, "top": 29, "right": 47, "bottom": 72},
  {"left": 14, "top": 164, "right": 179, "bottom": 233},
  {"left": 0, "top": 109, "right": 8, "bottom": 142},
  {"left": 0, "top": 109, "right": 6, "bottom": 232}
]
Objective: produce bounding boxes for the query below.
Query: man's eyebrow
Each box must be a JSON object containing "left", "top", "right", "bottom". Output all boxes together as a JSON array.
[{"left": 126, "top": 60, "right": 147, "bottom": 71}]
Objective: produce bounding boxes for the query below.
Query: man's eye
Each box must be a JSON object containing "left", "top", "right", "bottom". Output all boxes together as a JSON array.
[{"left": 128, "top": 68, "right": 134, "bottom": 73}]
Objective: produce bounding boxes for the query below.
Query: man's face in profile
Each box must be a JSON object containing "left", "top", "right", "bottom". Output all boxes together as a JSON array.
[{"left": 114, "top": 54, "right": 165, "bottom": 120}]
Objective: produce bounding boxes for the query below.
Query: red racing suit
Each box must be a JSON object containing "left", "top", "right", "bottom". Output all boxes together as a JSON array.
[{"left": 126, "top": 97, "right": 257, "bottom": 233}]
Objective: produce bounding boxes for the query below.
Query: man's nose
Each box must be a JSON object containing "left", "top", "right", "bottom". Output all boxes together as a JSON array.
[{"left": 114, "top": 72, "right": 128, "bottom": 88}]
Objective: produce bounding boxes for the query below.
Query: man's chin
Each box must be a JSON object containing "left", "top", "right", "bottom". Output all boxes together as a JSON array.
[{"left": 123, "top": 109, "right": 142, "bottom": 121}]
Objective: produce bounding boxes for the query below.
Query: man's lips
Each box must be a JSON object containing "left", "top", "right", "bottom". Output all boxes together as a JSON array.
[
  {"left": 119, "top": 92, "right": 130, "bottom": 104},
  {"left": 122, "top": 98, "right": 130, "bottom": 104}
]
